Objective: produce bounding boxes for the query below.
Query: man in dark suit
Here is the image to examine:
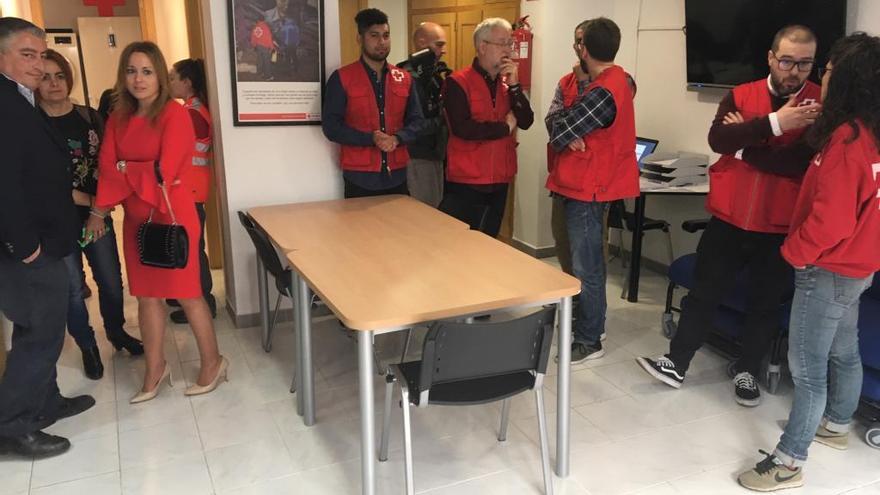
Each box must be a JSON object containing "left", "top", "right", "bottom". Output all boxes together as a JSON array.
[{"left": 0, "top": 17, "right": 95, "bottom": 458}]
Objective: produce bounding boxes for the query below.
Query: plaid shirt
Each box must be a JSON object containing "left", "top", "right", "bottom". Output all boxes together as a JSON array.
[{"left": 549, "top": 86, "right": 616, "bottom": 152}]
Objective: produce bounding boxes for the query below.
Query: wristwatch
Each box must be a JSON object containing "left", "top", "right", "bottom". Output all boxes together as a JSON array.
[{"left": 116, "top": 160, "right": 127, "bottom": 172}]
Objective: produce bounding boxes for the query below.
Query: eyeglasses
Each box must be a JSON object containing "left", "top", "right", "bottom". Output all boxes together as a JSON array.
[
  {"left": 482, "top": 39, "right": 515, "bottom": 50},
  {"left": 772, "top": 53, "right": 814, "bottom": 72},
  {"left": 817, "top": 66, "right": 832, "bottom": 78}
]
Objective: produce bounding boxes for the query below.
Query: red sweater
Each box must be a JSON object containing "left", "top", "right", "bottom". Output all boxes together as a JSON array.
[{"left": 781, "top": 121, "right": 880, "bottom": 277}]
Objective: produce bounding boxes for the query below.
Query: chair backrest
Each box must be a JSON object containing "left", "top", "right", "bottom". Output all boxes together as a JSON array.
[
  {"left": 607, "top": 199, "right": 641, "bottom": 231},
  {"left": 237, "top": 211, "right": 287, "bottom": 281},
  {"left": 418, "top": 307, "right": 556, "bottom": 392}
]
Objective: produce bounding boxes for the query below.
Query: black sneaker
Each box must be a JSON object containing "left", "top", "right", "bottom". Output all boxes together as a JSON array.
[
  {"left": 571, "top": 341, "right": 605, "bottom": 364},
  {"left": 636, "top": 355, "right": 685, "bottom": 389},
  {"left": 733, "top": 371, "right": 761, "bottom": 407}
]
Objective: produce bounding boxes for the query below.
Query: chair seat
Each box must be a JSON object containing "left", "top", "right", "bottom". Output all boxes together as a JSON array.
[{"left": 397, "top": 361, "right": 535, "bottom": 406}]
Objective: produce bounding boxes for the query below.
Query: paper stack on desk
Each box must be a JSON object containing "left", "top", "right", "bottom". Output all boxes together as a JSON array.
[{"left": 640, "top": 151, "right": 709, "bottom": 187}]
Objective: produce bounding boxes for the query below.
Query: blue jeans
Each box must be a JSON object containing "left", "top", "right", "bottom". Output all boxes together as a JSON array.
[
  {"left": 774, "top": 266, "right": 872, "bottom": 467},
  {"left": 565, "top": 198, "right": 608, "bottom": 345},
  {"left": 64, "top": 221, "right": 126, "bottom": 350}
]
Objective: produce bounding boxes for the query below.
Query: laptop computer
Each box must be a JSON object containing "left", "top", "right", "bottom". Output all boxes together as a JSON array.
[{"left": 635, "top": 137, "right": 659, "bottom": 168}]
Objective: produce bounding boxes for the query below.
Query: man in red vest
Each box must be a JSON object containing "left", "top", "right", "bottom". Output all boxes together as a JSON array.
[
  {"left": 322, "top": 8, "right": 426, "bottom": 198},
  {"left": 441, "top": 17, "right": 534, "bottom": 237},
  {"left": 637, "top": 25, "right": 822, "bottom": 407},
  {"left": 545, "top": 20, "right": 590, "bottom": 277},
  {"left": 546, "top": 17, "right": 637, "bottom": 364}
]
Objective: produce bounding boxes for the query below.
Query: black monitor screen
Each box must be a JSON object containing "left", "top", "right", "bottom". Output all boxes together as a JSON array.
[{"left": 685, "top": 0, "right": 846, "bottom": 89}]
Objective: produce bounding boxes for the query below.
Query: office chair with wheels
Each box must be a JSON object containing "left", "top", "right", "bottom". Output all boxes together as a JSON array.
[{"left": 662, "top": 219, "right": 791, "bottom": 393}]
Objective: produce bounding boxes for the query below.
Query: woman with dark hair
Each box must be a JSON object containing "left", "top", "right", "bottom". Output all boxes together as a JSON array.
[
  {"left": 168, "top": 58, "right": 215, "bottom": 324},
  {"left": 96, "top": 42, "right": 226, "bottom": 404},
  {"left": 37, "top": 49, "right": 143, "bottom": 380},
  {"left": 739, "top": 32, "right": 880, "bottom": 492}
]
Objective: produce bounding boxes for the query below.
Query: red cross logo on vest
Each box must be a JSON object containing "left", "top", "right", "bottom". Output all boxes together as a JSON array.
[
  {"left": 390, "top": 68, "right": 404, "bottom": 83},
  {"left": 83, "top": 0, "right": 125, "bottom": 17}
]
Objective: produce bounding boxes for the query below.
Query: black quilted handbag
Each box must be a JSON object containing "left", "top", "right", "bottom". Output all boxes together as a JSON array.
[{"left": 136, "top": 162, "right": 189, "bottom": 269}]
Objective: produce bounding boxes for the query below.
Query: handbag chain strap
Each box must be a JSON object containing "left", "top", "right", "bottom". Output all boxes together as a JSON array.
[{"left": 146, "top": 161, "right": 178, "bottom": 225}]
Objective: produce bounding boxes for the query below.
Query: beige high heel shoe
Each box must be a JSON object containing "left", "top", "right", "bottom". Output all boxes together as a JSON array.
[
  {"left": 185, "top": 356, "right": 229, "bottom": 396},
  {"left": 130, "top": 363, "right": 172, "bottom": 404}
]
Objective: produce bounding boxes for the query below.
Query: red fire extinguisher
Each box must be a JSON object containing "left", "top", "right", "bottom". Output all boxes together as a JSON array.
[{"left": 511, "top": 16, "right": 533, "bottom": 90}]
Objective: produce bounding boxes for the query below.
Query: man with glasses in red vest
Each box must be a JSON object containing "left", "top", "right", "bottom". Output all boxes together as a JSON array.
[
  {"left": 441, "top": 17, "right": 534, "bottom": 237},
  {"left": 637, "top": 25, "right": 822, "bottom": 407}
]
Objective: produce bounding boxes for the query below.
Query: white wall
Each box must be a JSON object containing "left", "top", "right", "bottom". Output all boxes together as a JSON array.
[
  {"left": 201, "top": 0, "right": 342, "bottom": 317},
  {"left": 198, "top": 0, "right": 880, "bottom": 321},
  {"left": 515, "top": 0, "right": 880, "bottom": 265}
]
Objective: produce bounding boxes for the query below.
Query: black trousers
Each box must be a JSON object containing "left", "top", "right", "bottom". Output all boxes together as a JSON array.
[
  {"left": 195, "top": 203, "right": 215, "bottom": 311},
  {"left": 343, "top": 179, "right": 409, "bottom": 199},
  {"left": 439, "top": 182, "right": 509, "bottom": 238},
  {"left": 668, "top": 217, "right": 792, "bottom": 376},
  {"left": 0, "top": 257, "right": 69, "bottom": 436}
]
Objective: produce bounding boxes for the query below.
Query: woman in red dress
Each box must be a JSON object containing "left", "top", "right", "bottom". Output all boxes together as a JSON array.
[{"left": 95, "top": 42, "right": 227, "bottom": 403}]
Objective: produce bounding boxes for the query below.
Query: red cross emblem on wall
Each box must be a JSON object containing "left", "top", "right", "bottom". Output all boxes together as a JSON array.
[
  {"left": 83, "top": 0, "right": 125, "bottom": 17},
  {"left": 390, "top": 68, "right": 404, "bottom": 83}
]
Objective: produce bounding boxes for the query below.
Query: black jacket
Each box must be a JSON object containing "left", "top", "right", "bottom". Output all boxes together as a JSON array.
[
  {"left": 397, "top": 57, "right": 450, "bottom": 161},
  {"left": 0, "top": 75, "right": 79, "bottom": 323}
]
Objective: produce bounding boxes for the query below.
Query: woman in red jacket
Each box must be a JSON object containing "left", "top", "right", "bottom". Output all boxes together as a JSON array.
[
  {"left": 95, "top": 42, "right": 227, "bottom": 404},
  {"left": 739, "top": 33, "right": 880, "bottom": 492}
]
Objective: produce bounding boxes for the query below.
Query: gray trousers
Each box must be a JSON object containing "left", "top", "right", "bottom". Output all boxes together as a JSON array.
[
  {"left": 0, "top": 257, "right": 69, "bottom": 436},
  {"left": 406, "top": 158, "right": 444, "bottom": 208}
]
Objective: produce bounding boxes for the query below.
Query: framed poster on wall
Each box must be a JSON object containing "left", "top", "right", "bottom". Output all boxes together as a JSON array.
[{"left": 227, "top": 0, "right": 324, "bottom": 126}]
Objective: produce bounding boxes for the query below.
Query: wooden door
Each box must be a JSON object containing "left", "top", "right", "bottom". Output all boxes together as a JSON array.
[
  {"left": 483, "top": 3, "right": 518, "bottom": 24},
  {"left": 339, "top": 0, "right": 369, "bottom": 66},
  {"left": 410, "top": 12, "right": 456, "bottom": 69},
  {"left": 455, "top": 9, "right": 482, "bottom": 70},
  {"left": 411, "top": 0, "right": 456, "bottom": 8}
]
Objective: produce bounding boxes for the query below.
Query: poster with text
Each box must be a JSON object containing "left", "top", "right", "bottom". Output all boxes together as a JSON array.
[{"left": 227, "top": 0, "right": 324, "bottom": 125}]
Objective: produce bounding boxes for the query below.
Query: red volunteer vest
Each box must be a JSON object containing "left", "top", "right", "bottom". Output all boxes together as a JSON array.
[
  {"left": 706, "top": 78, "right": 821, "bottom": 233},
  {"left": 546, "top": 65, "right": 639, "bottom": 202},
  {"left": 181, "top": 96, "right": 212, "bottom": 203},
  {"left": 337, "top": 61, "right": 411, "bottom": 172},
  {"left": 445, "top": 66, "right": 517, "bottom": 184}
]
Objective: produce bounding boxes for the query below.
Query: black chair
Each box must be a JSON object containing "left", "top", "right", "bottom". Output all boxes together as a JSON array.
[
  {"left": 237, "top": 211, "right": 293, "bottom": 354},
  {"left": 607, "top": 199, "right": 674, "bottom": 299},
  {"left": 378, "top": 307, "right": 557, "bottom": 495}
]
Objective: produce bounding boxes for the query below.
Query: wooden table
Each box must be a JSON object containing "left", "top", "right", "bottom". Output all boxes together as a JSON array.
[
  {"left": 285, "top": 230, "right": 578, "bottom": 495},
  {"left": 249, "top": 197, "right": 579, "bottom": 495},
  {"left": 248, "top": 195, "right": 469, "bottom": 358}
]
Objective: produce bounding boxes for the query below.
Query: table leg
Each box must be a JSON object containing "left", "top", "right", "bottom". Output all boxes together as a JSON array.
[
  {"left": 627, "top": 195, "right": 647, "bottom": 303},
  {"left": 298, "top": 274, "right": 316, "bottom": 426},
  {"left": 292, "top": 272, "right": 304, "bottom": 416},
  {"left": 358, "top": 331, "right": 376, "bottom": 495},
  {"left": 257, "top": 257, "right": 270, "bottom": 352},
  {"left": 556, "top": 295, "right": 572, "bottom": 477}
]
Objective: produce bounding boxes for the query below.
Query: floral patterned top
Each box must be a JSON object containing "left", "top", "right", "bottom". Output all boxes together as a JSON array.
[{"left": 48, "top": 105, "right": 103, "bottom": 221}]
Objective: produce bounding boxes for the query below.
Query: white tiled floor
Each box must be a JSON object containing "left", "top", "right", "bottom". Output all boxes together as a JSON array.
[{"left": 2, "top": 260, "right": 878, "bottom": 494}]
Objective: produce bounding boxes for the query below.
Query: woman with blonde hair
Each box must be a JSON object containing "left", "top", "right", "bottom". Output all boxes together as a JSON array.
[{"left": 95, "top": 41, "right": 227, "bottom": 403}]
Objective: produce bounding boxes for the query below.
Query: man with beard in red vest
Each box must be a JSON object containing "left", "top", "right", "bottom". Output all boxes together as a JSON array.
[
  {"left": 322, "top": 8, "right": 426, "bottom": 198},
  {"left": 546, "top": 17, "right": 637, "bottom": 364},
  {"left": 637, "top": 25, "right": 822, "bottom": 407}
]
